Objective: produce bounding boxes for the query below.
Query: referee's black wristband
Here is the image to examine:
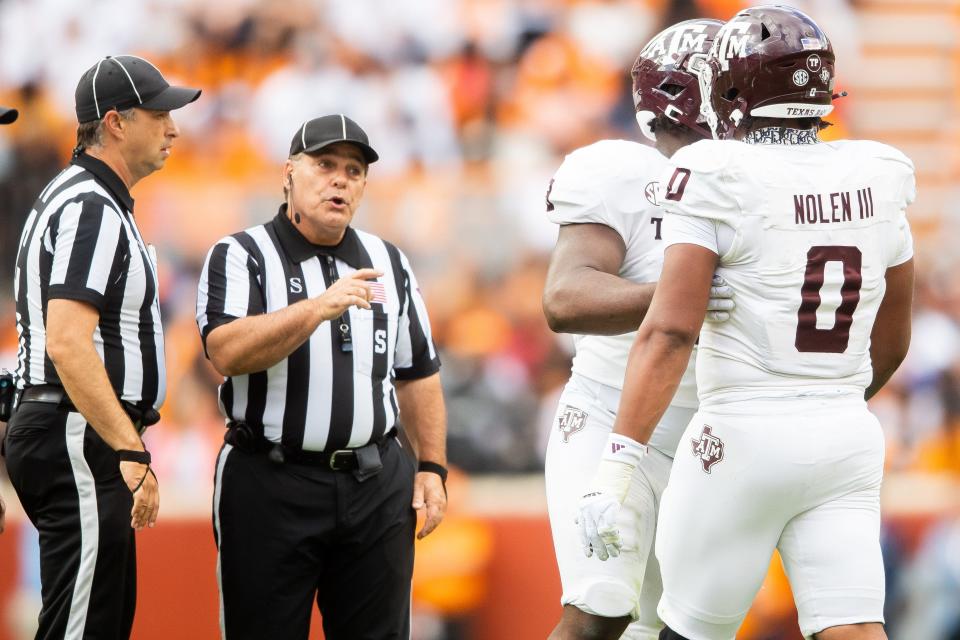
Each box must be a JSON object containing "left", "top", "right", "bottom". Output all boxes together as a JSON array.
[
  {"left": 117, "top": 449, "right": 151, "bottom": 465},
  {"left": 417, "top": 461, "right": 447, "bottom": 484}
]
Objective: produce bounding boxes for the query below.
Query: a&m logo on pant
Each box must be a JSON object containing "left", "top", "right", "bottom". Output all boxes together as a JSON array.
[
  {"left": 558, "top": 405, "right": 587, "bottom": 443},
  {"left": 692, "top": 425, "right": 724, "bottom": 473}
]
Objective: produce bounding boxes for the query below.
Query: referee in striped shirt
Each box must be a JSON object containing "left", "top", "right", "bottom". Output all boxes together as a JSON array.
[
  {"left": 197, "top": 114, "right": 448, "bottom": 640},
  {"left": 4, "top": 56, "right": 199, "bottom": 638}
]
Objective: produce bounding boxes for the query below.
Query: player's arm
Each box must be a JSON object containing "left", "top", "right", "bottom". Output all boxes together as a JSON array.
[
  {"left": 576, "top": 243, "right": 716, "bottom": 561},
  {"left": 613, "top": 243, "right": 717, "bottom": 442},
  {"left": 866, "top": 258, "right": 914, "bottom": 400},
  {"left": 576, "top": 145, "right": 735, "bottom": 561},
  {"left": 542, "top": 223, "right": 655, "bottom": 335}
]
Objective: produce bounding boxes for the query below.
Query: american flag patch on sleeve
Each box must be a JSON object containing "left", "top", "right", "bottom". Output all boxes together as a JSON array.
[{"left": 369, "top": 281, "right": 388, "bottom": 304}]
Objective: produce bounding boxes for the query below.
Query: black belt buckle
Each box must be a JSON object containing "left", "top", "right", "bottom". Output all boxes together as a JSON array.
[{"left": 328, "top": 449, "right": 355, "bottom": 471}]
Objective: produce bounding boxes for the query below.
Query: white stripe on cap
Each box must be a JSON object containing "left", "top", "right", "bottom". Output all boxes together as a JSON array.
[
  {"left": 110, "top": 57, "right": 142, "bottom": 104},
  {"left": 301, "top": 121, "right": 307, "bottom": 149},
  {"left": 340, "top": 114, "right": 346, "bottom": 139},
  {"left": 91, "top": 58, "right": 106, "bottom": 119}
]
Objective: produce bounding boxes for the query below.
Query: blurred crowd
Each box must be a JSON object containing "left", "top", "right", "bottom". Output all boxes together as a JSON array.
[{"left": 0, "top": 0, "right": 956, "bottom": 638}]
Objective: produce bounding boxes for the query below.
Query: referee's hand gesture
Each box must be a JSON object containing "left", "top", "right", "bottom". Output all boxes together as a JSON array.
[
  {"left": 121, "top": 461, "right": 159, "bottom": 531},
  {"left": 317, "top": 268, "right": 382, "bottom": 320}
]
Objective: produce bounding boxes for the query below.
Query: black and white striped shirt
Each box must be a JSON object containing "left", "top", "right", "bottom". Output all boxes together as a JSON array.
[
  {"left": 14, "top": 153, "right": 166, "bottom": 410},
  {"left": 196, "top": 207, "right": 440, "bottom": 452}
]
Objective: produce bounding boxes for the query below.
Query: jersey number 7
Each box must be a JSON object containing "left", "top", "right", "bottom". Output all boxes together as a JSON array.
[{"left": 795, "top": 245, "right": 862, "bottom": 353}]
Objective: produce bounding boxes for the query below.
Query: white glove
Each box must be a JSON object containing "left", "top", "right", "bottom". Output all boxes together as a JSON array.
[
  {"left": 576, "top": 433, "right": 648, "bottom": 561},
  {"left": 706, "top": 274, "right": 735, "bottom": 323}
]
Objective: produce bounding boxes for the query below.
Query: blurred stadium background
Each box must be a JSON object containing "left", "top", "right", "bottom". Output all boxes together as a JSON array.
[{"left": 0, "top": 0, "right": 957, "bottom": 638}]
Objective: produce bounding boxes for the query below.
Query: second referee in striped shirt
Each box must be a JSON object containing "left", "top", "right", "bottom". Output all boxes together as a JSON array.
[{"left": 197, "top": 114, "right": 448, "bottom": 640}]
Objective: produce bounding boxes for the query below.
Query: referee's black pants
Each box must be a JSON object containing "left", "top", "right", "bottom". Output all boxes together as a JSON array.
[
  {"left": 3, "top": 401, "right": 137, "bottom": 640},
  {"left": 214, "top": 436, "right": 417, "bottom": 640}
]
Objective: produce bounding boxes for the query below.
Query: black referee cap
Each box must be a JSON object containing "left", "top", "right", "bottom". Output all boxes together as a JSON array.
[
  {"left": 289, "top": 115, "right": 379, "bottom": 164},
  {"left": 75, "top": 55, "right": 201, "bottom": 124},
  {"left": 0, "top": 107, "right": 17, "bottom": 124}
]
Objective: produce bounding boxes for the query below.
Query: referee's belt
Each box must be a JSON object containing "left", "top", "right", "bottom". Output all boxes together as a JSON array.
[
  {"left": 18, "top": 384, "right": 161, "bottom": 432},
  {"left": 225, "top": 422, "right": 396, "bottom": 471}
]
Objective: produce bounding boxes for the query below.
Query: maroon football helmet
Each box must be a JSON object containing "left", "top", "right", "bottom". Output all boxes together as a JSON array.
[
  {"left": 631, "top": 19, "right": 723, "bottom": 141},
  {"left": 703, "top": 5, "right": 836, "bottom": 139}
]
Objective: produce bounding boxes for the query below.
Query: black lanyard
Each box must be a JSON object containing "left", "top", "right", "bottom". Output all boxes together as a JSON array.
[{"left": 324, "top": 255, "right": 353, "bottom": 352}]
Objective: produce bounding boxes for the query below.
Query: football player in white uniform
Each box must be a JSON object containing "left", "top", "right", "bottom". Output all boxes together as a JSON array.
[
  {"left": 575, "top": 6, "right": 914, "bottom": 640},
  {"left": 542, "top": 19, "right": 734, "bottom": 640}
]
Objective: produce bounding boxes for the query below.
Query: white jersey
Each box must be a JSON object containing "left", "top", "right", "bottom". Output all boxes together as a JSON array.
[{"left": 661, "top": 136, "right": 915, "bottom": 407}]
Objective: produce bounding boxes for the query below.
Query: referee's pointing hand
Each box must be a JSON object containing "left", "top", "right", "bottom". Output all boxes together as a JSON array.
[{"left": 316, "top": 268, "right": 382, "bottom": 320}]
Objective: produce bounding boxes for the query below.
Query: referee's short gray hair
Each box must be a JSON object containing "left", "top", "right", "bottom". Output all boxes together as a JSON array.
[{"left": 74, "top": 108, "right": 135, "bottom": 154}]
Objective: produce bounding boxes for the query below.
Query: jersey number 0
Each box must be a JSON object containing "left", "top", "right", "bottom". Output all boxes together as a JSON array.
[{"left": 795, "top": 245, "right": 863, "bottom": 353}]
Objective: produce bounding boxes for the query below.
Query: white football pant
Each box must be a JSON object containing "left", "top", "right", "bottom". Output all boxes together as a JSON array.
[{"left": 656, "top": 396, "right": 885, "bottom": 640}]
